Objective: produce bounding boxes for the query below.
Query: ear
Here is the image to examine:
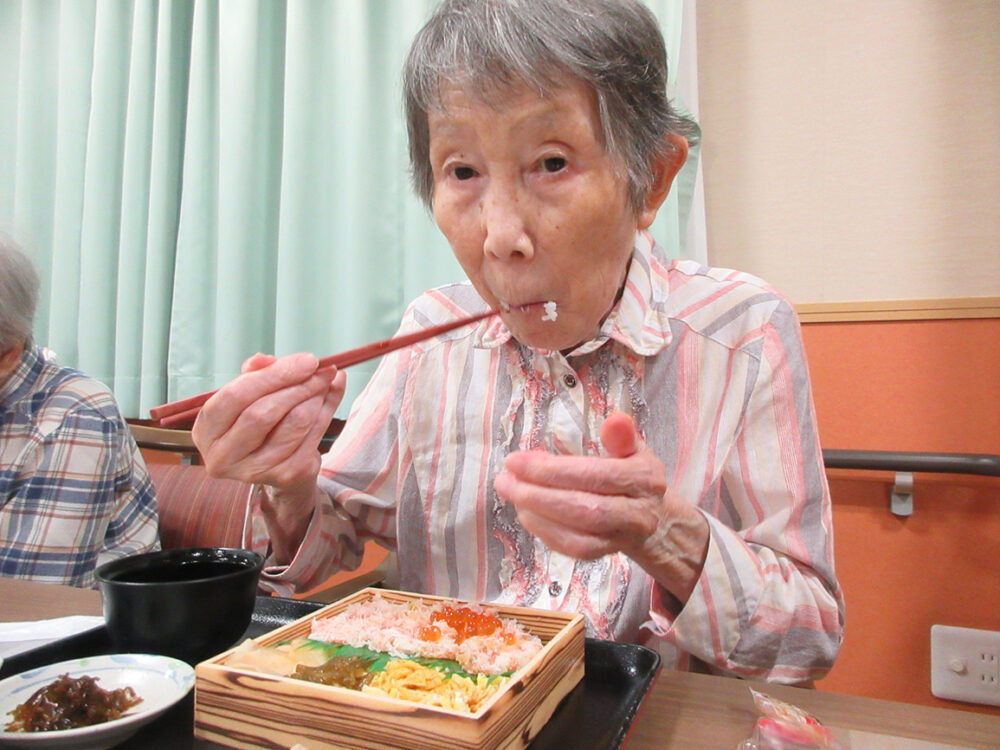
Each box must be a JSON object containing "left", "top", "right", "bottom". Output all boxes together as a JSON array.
[
  {"left": 637, "top": 132, "right": 690, "bottom": 230},
  {"left": 0, "top": 342, "right": 24, "bottom": 379}
]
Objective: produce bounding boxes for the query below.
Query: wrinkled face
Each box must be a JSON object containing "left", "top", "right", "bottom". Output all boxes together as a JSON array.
[{"left": 428, "top": 78, "right": 650, "bottom": 352}]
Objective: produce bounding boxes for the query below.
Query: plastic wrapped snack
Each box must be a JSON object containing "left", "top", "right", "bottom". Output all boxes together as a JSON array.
[{"left": 737, "top": 688, "right": 840, "bottom": 750}]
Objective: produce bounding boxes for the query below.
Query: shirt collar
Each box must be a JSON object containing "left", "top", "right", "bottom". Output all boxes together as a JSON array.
[{"left": 473, "top": 231, "right": 674, "bottom": 357}]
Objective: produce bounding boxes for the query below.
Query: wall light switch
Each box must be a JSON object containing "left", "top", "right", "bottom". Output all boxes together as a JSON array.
[{"left": 930, "top": 624, "right": 1000, "bottom": 707}]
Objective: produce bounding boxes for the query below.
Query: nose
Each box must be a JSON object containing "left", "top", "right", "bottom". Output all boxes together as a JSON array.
[{"left": 481, "top": 181, "right": 533, "bottom": 261}]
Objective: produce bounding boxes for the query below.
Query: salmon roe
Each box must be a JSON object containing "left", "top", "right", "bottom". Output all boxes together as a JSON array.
[
  {"left": 417, "top": 624, "right": 441, "bottom": 642},
  {"left": 425, "top": 605, "right": 507, "bottom": 644}
]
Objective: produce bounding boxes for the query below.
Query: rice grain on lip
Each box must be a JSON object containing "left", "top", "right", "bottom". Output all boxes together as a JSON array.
[{"left": 308, "top": 594, "right": 543, "bottom": 675}]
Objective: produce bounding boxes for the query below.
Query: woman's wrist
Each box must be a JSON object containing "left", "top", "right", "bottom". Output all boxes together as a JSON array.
[
  {"left": 260, "top": 480, "right": 319, "bottom": 564},
  {"left": 633, "top": 498, "right": 710, "bottom": 603}
]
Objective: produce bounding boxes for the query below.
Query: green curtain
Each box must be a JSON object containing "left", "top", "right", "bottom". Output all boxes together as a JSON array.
[{"left": 0, "top": 0, "right": 699, "bottom": 418}]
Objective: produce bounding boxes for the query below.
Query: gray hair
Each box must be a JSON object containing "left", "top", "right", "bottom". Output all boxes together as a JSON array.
[
  {"left": 0, "top": 233, "right": 40, "bottom": 351},
  {"left": 403, "top": 0, "right": 701, "bottom": 214}
]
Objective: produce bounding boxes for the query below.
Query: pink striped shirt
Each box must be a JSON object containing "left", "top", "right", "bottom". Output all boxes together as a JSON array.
[{"left": 250, "top": 232, "right": 844, "bottom": 683}]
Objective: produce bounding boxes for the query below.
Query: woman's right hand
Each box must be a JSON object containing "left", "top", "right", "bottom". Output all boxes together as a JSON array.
[{"left": 191, "top": 352, "right": 346, "bottom": 496}]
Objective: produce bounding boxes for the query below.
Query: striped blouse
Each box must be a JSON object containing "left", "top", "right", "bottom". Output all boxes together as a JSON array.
[
  {"left": 0, "top": 345, "right": 160, "bottom": 588},
  {"left": 250, "top": 231, "right": 845, "bottom": 683}
]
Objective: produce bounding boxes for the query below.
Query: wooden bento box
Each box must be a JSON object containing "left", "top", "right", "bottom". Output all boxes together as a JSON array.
[{"left": 194, "top": 588, "right": 585, "bottom": 750}]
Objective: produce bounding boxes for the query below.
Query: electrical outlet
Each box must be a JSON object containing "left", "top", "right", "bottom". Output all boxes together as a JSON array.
[{"left": 930, "top": 624, "right": 1000, "bottom": 706}]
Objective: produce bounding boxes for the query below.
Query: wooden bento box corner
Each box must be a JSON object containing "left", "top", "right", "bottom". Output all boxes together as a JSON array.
[{"left": 193, "top": 587, "right": 585, "bottom": 750}]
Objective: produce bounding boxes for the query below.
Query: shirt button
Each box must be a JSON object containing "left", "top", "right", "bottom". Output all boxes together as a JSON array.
[
  {"left": 562, "top": 373, "right": 577, "bottom": 388},
  {"left": 548, "top": 580, "right": 562, "bottom": 597}
]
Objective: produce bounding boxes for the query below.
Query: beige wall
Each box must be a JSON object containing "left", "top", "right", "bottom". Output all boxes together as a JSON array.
[{"left": 695, "top": 1, "right": 1000, "bottom": 308}]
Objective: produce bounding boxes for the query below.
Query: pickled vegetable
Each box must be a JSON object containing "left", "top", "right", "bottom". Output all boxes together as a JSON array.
[
  {"left": 292, "top": 656, "right": 375, "bottom": 689},
  {"left": 5, "top": 673, "right": 142, "bottom": 732}
]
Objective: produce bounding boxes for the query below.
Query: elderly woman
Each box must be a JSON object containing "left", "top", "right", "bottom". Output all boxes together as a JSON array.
[
  {"left": 194, "top": 0, "right": 844, "bottom": 683},
  {"left": 0, "top": 234, "right": 159, "bottom": 587}
]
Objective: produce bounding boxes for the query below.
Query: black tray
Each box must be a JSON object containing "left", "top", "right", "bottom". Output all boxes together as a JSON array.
[{"left": 1, "top": 596, "right": 660, "bottom": 749}]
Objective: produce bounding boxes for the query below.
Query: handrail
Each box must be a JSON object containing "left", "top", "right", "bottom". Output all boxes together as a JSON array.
[
  {"left": 821, "top": 449, "right": 1000, "bottom": 516},
  {"left": 822, "top": 450, "right": 1000, "bottom": 478}
]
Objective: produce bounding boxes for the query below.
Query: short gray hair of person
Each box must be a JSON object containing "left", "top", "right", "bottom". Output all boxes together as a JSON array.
[
  {"left": 403, "top": 0, "right": 701, "bottom": 214},
  {"left": 0, "top": 233, "right": 40, "bottom": 351}
]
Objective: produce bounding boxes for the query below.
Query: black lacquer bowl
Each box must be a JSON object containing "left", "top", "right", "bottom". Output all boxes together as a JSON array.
[{"left": 95, "top": 547, "right": 264, "bottom": 665}]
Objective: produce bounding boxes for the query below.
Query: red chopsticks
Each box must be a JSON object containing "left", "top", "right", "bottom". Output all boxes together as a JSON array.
[{"left": 149, "top": 308, "right": 499, "bottom": 429}]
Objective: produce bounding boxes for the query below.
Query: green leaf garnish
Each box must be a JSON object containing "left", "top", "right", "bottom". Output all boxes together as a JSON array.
[{"left": 296, "top": 639, "right": 511, "bottom": 682}]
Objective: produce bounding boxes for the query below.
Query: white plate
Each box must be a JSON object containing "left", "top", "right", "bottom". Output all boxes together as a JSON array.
[{"left": 0, "top": 654, "right": 194, "bottom": 749}]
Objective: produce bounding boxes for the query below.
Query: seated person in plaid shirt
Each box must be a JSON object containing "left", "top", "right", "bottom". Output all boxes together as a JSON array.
[{"left": 0, "top": 234, "right": 159, "bottom": 588}]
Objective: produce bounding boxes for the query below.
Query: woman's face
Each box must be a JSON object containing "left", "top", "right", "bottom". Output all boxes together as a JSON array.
[{"left": 428, "top": 79, "right": 657, "bottom": 352}]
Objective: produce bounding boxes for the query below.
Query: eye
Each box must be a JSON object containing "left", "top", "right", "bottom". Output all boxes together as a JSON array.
[
  {"left": 454, "top": 166, "right": 477, "bottom": 180},
  {"left": 542, "top": 156, "right": 567, "bottom": 173}
]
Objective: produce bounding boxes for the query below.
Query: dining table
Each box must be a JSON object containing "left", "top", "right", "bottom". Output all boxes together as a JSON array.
[{"left": 2, "top": 576, "right": 999, "bottom": 750}]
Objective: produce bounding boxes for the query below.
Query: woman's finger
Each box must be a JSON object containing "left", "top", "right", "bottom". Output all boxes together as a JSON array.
[
  {"left": 241, "top": 352, "right": 278, "bottom": 374},
  {"left": 494, "top": 471, "right": 658, "bottom": 538},
  {"left": 198, "top": 353, "right": 324, "bottom": 439},
  {"left": 224, "top": 369, "right": 345, "bottom": 486},
  {"left": 514, "top": 508, "right": 618, "bottom": 561},
  {"left": 233, "top": 395, "right": 332, "bottom": 486},
  {"left": 223, "top": 376, "right": 332, "bottom": 458},
  {"left": 502, "top": 449, "right": 664, "bottom": 499},
  {"left": 195, "top": 363, "right": 340, "bottom": 478},
  {"left": 600, "top": 411, "right": 641, "bottom": 457}
]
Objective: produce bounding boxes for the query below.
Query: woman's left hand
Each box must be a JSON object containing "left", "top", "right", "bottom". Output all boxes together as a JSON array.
[{"left": 494, "top": 412, "right": 710, "bottom": 602}]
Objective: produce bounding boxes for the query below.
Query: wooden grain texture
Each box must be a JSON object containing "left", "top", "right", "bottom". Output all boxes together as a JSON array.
[
  {"left": 796, "top": 296, "right": 1000, "bottom": 323},
  {"left": 193, "top": 588, "right": 584, "bottom": 750},
  {"left": 0, "top": 578, "right": 103, "bottom": 621},
  {"left": 626, "top": 669, "right": 1000, "bottom": 750}
]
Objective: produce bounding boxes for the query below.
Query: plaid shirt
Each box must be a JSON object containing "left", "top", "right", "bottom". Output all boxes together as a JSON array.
[
  {"left": 0, "top": 345, "right": 159, "bottom": 588},
  {"left": 250, "top": 232, "right": 844, "bottom": 683}
]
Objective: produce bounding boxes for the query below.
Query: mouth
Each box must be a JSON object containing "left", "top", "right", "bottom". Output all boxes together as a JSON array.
[
  {"left": 498, "top": 300, "right": 559, "bottom": 322},
  {"left": 498, "top": 300, "right": 544, "bottom": 314}
]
